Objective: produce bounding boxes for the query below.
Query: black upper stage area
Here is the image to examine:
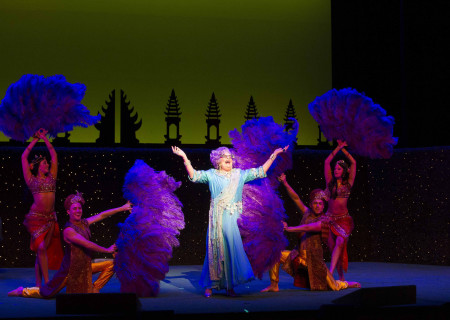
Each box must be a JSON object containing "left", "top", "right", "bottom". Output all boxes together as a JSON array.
[{"left": 0, "top": 146, "right": 448, "bottom": 268}]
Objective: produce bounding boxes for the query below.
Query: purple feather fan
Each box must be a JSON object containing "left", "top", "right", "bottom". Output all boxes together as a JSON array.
[
  {"left": 308, "top": 88, "right": 398, "bottom": 159},
  {"left": 230, "top": 116, "right": 298, "bottom": 278},
  {"left": 0, "top": 74, "right": 100, "bottom": 141},
  {"left": 115, "top": 160, "right": 184, "bottom": 297}
]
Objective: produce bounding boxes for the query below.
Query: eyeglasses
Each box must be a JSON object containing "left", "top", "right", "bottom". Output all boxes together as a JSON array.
[{"left": 220, "top": 154, "right": 234, "bottom": 159}]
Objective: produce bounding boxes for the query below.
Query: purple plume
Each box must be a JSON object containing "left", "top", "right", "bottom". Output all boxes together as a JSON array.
[
  {"left": 308, "top": 88, "right": 398, "bottom": 159},
  {"left": 230, "top": 116, "right": 298, "bottom": 278},
  {"left": 115, "top": 160, "right": 184, "bottom": 297},
  {"left": 0, "top": 74, "right": 99, "bottom": 141}
]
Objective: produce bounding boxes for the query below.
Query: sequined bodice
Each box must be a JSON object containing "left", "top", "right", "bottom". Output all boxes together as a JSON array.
[
  {"left": 326, "top": 182, "right": 351, "bottom": 199},
  {"left": 335, "top": 183, "right": 351, "bottom": 198},
  {"left": 28, "top": 174, "right": 56, "bottom": 194}
]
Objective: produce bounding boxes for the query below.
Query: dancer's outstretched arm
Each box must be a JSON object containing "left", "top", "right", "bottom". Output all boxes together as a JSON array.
[
  {"left": 285, "top": 221, "right": 322, "bottom": 233},
  {"left": 278, "top": 173, "right": 307, "bottom": 213},
  {"left": 86, "top": 202, "right": 132, "bottom": 225},
  {"left": 172, "top": 146, "right": 195, "bottom": 179},
  {"left": 262, "top": 145, "right": 289, "bottom": 173},
  {"left": 64, "top": 228, "right": 117, "bottom": 253}
]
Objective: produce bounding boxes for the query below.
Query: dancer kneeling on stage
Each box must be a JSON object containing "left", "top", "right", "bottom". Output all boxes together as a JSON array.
[
  {"left": 262, "top": 174, "right": 360, "bottom": 292},
  {"left": 8, "top": 192, "right": 132, "bottom": 298}
]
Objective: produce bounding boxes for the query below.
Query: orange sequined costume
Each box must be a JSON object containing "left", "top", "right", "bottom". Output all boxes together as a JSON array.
[
  {"left": 21, "top": 219, "right": 114, "bottom": 298},
  {"left": 23, "top": 173, "right": 63, "bottom": 270},
  {"left": 325, "top": 182, "right": 354, "bottom": 274},
  {"left": 268, "top": 209, "right": 350, "bottom": 291}
]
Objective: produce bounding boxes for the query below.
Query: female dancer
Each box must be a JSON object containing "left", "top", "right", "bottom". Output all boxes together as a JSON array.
[
  {"left": 325, "top": 140, "right": 356, "bottom": 280},
  {"left": 21, "top": 128, "right": 63, "bottom": 286},
  {"left": 172, "top": 145, "right": 288, "bottom": 297}
]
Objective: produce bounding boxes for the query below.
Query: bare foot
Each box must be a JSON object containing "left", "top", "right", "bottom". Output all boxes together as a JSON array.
[
  {"left": 347, "top": 281, "right": 361, "bottom": 288},
  {"left": 261, "top": 284, "right": 279, "bottom": 292},
  {"left": 8, "top": 287, "right": 24, "bottom": 297},
  {"left": 204, "top": 288, "right": 212, "bottom": 298}
]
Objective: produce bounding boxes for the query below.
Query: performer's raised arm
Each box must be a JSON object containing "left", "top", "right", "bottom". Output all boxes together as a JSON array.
[
  {"left": 340, "top": 143, "right": 357, "bottom": 186},
  {"left": 172, "top": 146, "right": 194, "bottom": 179},
  {"left": 86, "top": 202, "right": 132, "bottom": 225},
  {"left": 324, "top": 140, "right": 347, "bottom": 184},
  {"left": 21, "top": 132, "right": 39, "bottom": 183},
  {"left": 37, "top": 129, "right": 58, "bottom": 179},
  {"left": 278, "top": 173, "right": 307, "bottom": 214},
  {"left": 262, "top": 145, "right": 289, "bottom": 174}
]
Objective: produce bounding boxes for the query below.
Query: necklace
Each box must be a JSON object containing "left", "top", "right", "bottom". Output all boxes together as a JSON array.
[{"left": 216, "top": 169, "right": 232, "bottom": 178}]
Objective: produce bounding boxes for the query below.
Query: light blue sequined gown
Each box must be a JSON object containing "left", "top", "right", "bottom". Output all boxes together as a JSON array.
[{"left": 190, "top": 167, "right": 266, "bottom": 290}]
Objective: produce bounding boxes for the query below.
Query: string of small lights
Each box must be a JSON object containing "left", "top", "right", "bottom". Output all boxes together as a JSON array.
[{"left": 0, "top": 146, "right": 448, "bottom": 268}]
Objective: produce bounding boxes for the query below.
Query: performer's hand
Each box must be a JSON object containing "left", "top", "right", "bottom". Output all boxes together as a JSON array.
[
  {"left": 106, "top": 244, "right": 117, "bottom": 254},
  {"left": 32, "top": 130, "right": 41, "bottom": 140},
  {"left": 277, "top": 173, "right": 287, "bottom": 184},
  {"left": 122, "top": 201, "right": 132, "bottom": 213},
  {"left": 282, "top": 221, "right": 288, "bottom": 229},
  {"left": 172, "top": 146, "right": 187, "bottom": 159},
  {"left": 337, "top": 140, "right": 347, "bottom": 149},
  {"left": 37, "top": 128, "right": 48, "bottom": 140},
  {"left": 273, "top": 145, "right": 289, "bottom": 157}
]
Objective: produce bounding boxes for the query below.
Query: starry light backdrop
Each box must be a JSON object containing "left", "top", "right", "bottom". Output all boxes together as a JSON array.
[{"left": 0, "top": 146, "right": 448, "bottom": 268}]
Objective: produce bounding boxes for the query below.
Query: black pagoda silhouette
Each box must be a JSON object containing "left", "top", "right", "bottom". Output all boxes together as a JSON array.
[
  {"left": 283, "top": 99, "right": 298, "bottom": 145},
  {"left": 164, "top": 89, "right": 182, "bottom": 145},
  {"left": 283, "top": 99, "right": 297, "bottom": 130},
  {"left": 317, "top": 126, "right": 330, "bottom": 147},
  {"left": 95, "top": 90, "right": 116, "bottom": 146},
  {"left": 244, "top": 96, "right": 259, "bottom": 120},
  {"left": 52, "top": 132, "right": 71, "bottom": 146},
  {"left": 205, "top": 92, "right": 222, "bottom": 147},
  {"left": 120, "top": 90, "right": 142, "bottom": 146}
]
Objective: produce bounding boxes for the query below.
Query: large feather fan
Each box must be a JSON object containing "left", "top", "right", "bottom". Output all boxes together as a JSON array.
[
  {"left": 308, "top": 88, "right": 397, "bottom": 159},
  {"left": 115, "top": 160, "right": 184, "bottom": 297},
  {"left": 229, "top": 116, "right": 298, "bottom": 278},
  {"left": 0, "top": 74, "right": 99, "bottom": 141}
]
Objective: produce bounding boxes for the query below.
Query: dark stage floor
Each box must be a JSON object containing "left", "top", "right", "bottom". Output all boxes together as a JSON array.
[{"left": 1, "top": 262, "right": 449, "bottom": 319}]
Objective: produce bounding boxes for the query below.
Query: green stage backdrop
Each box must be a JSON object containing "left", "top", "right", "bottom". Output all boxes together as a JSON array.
[{"left": 0, "top": 0, "right": 331, "bottom": 145}]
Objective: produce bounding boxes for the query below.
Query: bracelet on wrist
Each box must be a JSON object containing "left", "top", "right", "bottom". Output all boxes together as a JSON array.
[{"left": 270, "top": 154, "right": 276, "bottom": 161}]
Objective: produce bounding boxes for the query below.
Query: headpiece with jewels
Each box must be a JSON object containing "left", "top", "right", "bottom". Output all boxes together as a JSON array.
[
  {"left": 64, "top": 191, "right": 85, "bottom": 210},
  {"left": 31, "top": 154, "right": 45, "bottom": 166},
  {"left": 71, "top": 191, "right": 84, "bottom": 204},
  {"left": 310, "top": 189, "right": 328, "bottom": 203}
]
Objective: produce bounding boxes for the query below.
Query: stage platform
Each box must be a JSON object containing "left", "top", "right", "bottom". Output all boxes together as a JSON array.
[{"left": 1, "top": 262, "right": 449, "bottom": 319}]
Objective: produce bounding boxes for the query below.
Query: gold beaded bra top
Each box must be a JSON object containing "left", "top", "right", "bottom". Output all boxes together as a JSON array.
[
  {"left": 28, "top": 174, "right": 56, "bottom": 194},
  {"left": 326, "top": 182, "right": 351, "bottom": 199},
  {"left": 335, "top": 182, "right": 351, "bottom": 198}
]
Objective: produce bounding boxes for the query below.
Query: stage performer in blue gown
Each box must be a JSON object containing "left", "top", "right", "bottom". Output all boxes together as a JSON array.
[{"left": 172, "top": 145, "right": 288, "bottom": 297}]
